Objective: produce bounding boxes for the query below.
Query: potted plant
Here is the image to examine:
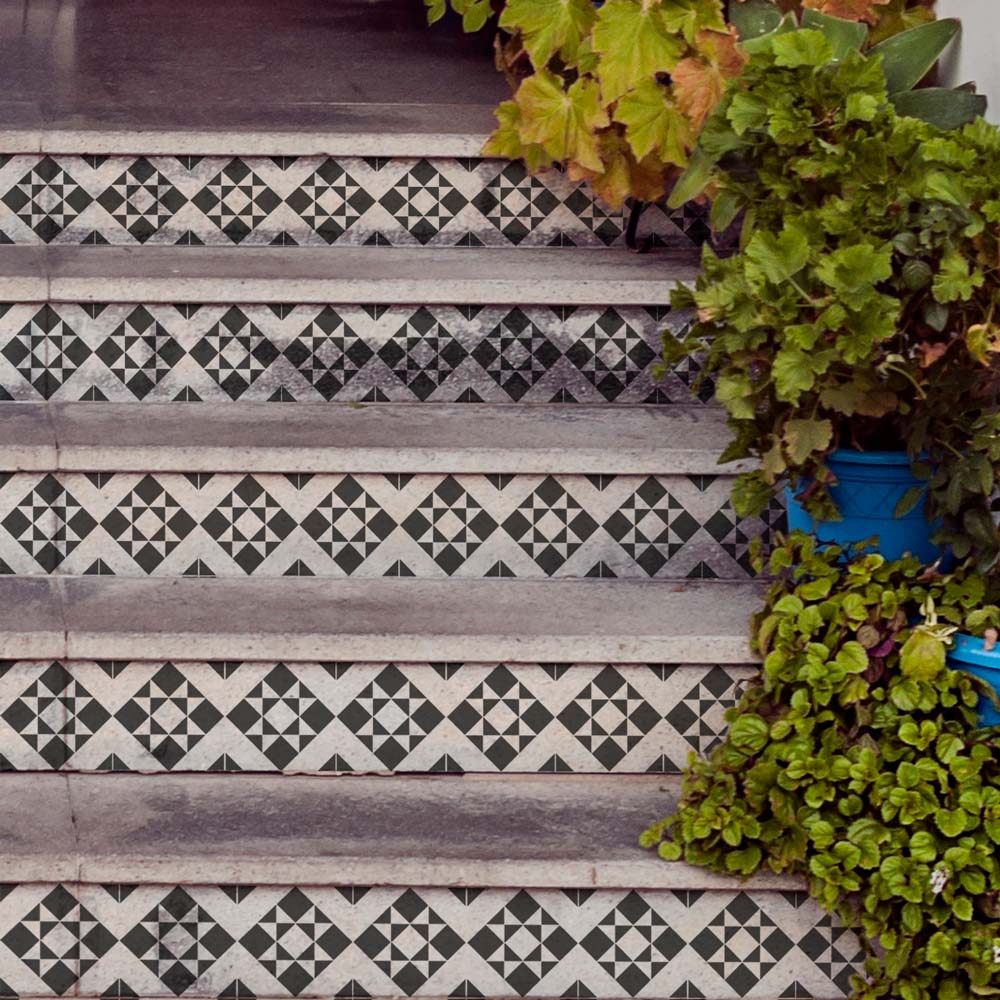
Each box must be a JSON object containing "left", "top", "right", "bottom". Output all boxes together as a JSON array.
[{"left": 659, "top": 25, "right": 1000, "bottom": 566}]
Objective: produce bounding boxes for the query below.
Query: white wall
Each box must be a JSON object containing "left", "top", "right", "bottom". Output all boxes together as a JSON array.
[{"left": 936, "top": 0, "right": 1000, "bottom": 124}]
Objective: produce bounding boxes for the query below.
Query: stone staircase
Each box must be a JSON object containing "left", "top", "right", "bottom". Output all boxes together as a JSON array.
[{"left": 0, "top": 1, "right": 860, "bottom": 995}]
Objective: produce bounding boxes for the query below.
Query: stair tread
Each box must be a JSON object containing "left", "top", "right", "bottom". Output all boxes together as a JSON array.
[
  {"left": 2, "top": 401, "right": 741, "bottom": 475},
  {"left": 1, "top": 245, "right": 698, "bottom": 305},
  {"left": 1, "top": 576, "right": 761, "bottom": 661},
  {"left": 8, "top": 772, "right": 794, "bottom": 889}
]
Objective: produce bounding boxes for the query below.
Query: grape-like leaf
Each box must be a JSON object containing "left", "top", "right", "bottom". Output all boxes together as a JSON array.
[
  {"left": 499, "top": 0, "right": 597, "bottom": 68},
  {"left": 615, "top": 79, "right": 691, "bottom": 165}
]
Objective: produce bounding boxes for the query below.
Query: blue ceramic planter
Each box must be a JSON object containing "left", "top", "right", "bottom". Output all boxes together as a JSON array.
[
  {"left": 784, "top": 449, "right": 941, "bottom": 563},
  {"left": 948, "top": 634, "right": 1000, "bottom": 727}
]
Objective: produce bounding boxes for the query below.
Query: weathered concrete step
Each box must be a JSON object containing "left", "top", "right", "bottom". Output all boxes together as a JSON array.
[
  {"left": 0, "top": 658, "right": 755, "bottom": 775},
  {"left": 0, "top": 576, "right": 760, "bottom": 662},
  {"left": 0, "top": 403, "right": 778, "bottom": 580},
  {"left": 0, "top": 245, "right": 697, "bottom": 304},
  {"left": 0, "top": 773, "right": 858, "bottom": 999}
]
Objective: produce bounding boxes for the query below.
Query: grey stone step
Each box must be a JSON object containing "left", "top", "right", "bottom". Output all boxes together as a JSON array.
[
  {"left": 0, "top": 403, "right": 777, "bottom": 581},
  {"left": 0, "top": 772, "right": 857, "bottom": 999},
  {"left": 0, "top": 245, "right": 697, "bottom": 305},
  {"left": 0, "top": 576, "right": 760, "bottom": 662}
]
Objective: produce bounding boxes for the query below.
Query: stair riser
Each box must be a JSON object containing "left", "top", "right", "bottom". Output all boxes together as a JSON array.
[
  {"left": 0, "top": 882, "right": 858, "bottom": 998},
  {"left": 0, "top": 303, "right": 700, "bottom": 406},
  {"left": 0, "top": 660, "right": 753, "bottom": 774},
  {"left": 0, "top": 155, "right": 707, "bottom": 248},
  {"left": 0, "top": 473, "right": 783, "bottom": 580}
]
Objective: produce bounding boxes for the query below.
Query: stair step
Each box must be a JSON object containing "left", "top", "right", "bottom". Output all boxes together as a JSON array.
[
  {"left": 0, "top": 772, "right": 858, "bottom": 998},
  {"left": 0, "top": 403, "right": 777, "bottom": 580},
  {"left": 1, "top": 576, "right": 760, "bottom": 662},
  {"left": 3, "top": 245, "right": 697, "bottom": 305}
]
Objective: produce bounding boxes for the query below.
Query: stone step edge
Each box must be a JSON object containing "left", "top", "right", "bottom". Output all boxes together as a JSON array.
[
  {"left": 12, "top": 771, "right": 796, "bottom": 890},
  {"left": 0, "top": 245, "right": 698, "bottom": 305},
  {"left": 3, "top": 103, "right": 499, "bottom": 157},
  {"left": 3, "top": 576, "right": 762, "bottom": 663},
  {"left": 1, "top": 401, "right": 746, "bottom": 475}
]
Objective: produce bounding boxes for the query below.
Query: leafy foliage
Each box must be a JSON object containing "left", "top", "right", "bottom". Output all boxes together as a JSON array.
[
  {"left": 424, "top": 0, "right": 936, "bottom": 207},
  {"left": 643, "top": 533, "right": 1000, "bottom": 1000},
  {"left": 660, "top": 42, "right": 1000, "bottom": 566}
]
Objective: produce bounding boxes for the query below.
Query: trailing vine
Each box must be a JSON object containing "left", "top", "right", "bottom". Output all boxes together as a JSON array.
[{"left": 643, "top": 533, "right": 1000, "bottom": 999}]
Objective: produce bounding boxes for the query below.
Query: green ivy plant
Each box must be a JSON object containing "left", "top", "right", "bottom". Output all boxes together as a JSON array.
[
  {"left": 642, "top": 532, "right": 1000, "bottom": 1000},
  {"left": 660, "top": 34, "right": 1000, "bottom": 566}
]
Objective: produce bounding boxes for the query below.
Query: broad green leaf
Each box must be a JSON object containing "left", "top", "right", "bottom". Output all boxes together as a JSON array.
[
  {"left": 869, "top": 18, "right": 959, "bottom": 94},
  {"left": 483, "top": 100, "right": 555, "bottom": 172},
  {"left": 745, "top": 227, "right": 810, "bottom": 285},
  {"left": 715, "top": 372, "right": 756, "bottom": 419},
  {"left": 770, "top": 29, "right": 835, "bottom": 69},
  {"left": 900, "top": 630, "right": 946, "bottom": 680},
  {"left": 783, "top": 417, "right": 833, "bottom": 465},
  {"left": 933, "top": 248, "right": 985, "bottom": 303},
  {"left": 425, "top": 0, "right": 447, "bottom": 24},
  {"left": 727, "top": 92, "right": 768, "bottom": 135},
  {"left": 926, "top": 930, "right": 959, "bottom": 970},
  {"left": 890, "top": 88, "right": 987, "bottom": 130},
  {"left": 615, "top": 79, "right": 691, "bottom": 165},
  {"left": 908, "top": 830, "right": 937, "bottom": 862},
  {"left": 815, "top": 243, "right": 892, "bottom": 309},
  {"left": 740, "top": 11, "right": 797, "bottom": 54},
  {"left": 728, "top": 0, "right": 782, "bottom": 41},
  {"left": 659, "top": 0, "right": 727, "bottom": 45},
  {"left": 801, "top": 10, "right": 866, "bottom": 60},
  {"left": 592, "top": 0, "right": 686, "bottom": 104},
  {"left": 666, "top": 144, "right": 714, "bottom": 207},
  {"left": 934, "top": 808, "right": 968, "bottom": 838},
  {"left": 500, "top": 0, "right": 597, "bottom": 68},
  {"left": 516, "top": 71, "right": 609, "bottom": 172}
]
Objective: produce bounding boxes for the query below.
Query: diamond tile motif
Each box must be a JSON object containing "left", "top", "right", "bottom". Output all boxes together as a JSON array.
[
  {"left": 664, "top": 666, "right": 744, "bottom": 757},
  {"left": 190, "top": 307, "right": 281, "bottom": 400},
  {"left": 8, "top": 883, "right": 858, "bottom": 997},
  {"left": 580, "top": 892, "right": 684, "bottom": 995},
  {"left": 1, "top": 474, "right": 96, "bottom": 571},
  {"left": 340, "top": 665, "right": 444, "bottom": 769},
  {"left": 122, "top": 887, "right": 234, "bottom": 995},
  {"left": 357, "top": 890, "right": 462, "bottom": 994},
  {"left": 283, "top": 308, "right": 375, "bottom": 400},
  {"left": 202, "top": 475, "right": 297, "bottom": 572},
  {"left": 286, "top": 160, "right": 375, "bottom": 243},
  {"left": 94, "top": 306, "right": 185, "bottom": 399},
  {"left": 5, "top": 305, "right": 91, "bottom": 399},
  {"left": 379, "top": 160, "right": 468, "bottom": 245},
  {"left": 470, "top": 162, "right": 561, "bottom": 245},
  {"left": 191, "top": 159, "right": 282, "bottom": 243},
  {"left": 240, "top": 888, "right": 349, "bottom": 996},
  {"left": 96, "top": 158, "right": 187, "bottom": 242},
  {"left": 469, "top": 891, "right": 574, "bottom": 994},
  {"left": 377, "top": 308, "right": 467, "bottom": 401},
  {"left": 470, "top": 308, "right": 561, "bottom": 401},
  {"left": 565, "top": 309, "right": 658, "bottom": 401},
  {"left": 2, "top": 156, "right": 93, "bottom": 242}
]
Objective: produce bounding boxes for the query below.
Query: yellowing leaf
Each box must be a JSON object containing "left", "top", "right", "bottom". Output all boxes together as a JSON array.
[
  {"left": 659, "top": 0, "right": 727, "bottom": 45},
  {"left": 614, "top": 79, "right": 692, "bottom": 165},
  {"left": 499, "top": 0, "right": 597, "bottom": 68},
  {"left": 802, "top": 0, "right": 891, "bottom": 24},
  {"left": 483, "top": 100, "right": 556, "bottom": 172},
  {"left": 569, "top": 132, "right": 669, "bottom": 208},
  {"left": 516, "top": 70, "right": 609, "bottom": 173},
  {"left": 966, "top": 323, "right": 1000, "bottom": 365},
  {"left": 783, "top": 417, "right": 833, "bottom": 465},
  {"left": 592, "top": 0, "right": 686, "bottom": 104},
  {"left": 673, "top": 28, "right": 747, "bottom": 132}
]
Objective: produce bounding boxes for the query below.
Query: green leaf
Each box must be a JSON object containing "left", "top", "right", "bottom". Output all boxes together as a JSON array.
[
  {"left": 725, "top": 844, "right": 762, "bottom": 874},
  {"left": 933, "top": 248, "right": 985, "bottom": 303},
  {"left": 783, "top": 418, "right": 833, "bottom": 466},
  {"left": 729, "top": 714, "right": 770, "bottom": 756},
  {"left": 745, "top": 227, "right": 810, "bottom": 286},
  {"left": 500, "top": 0, "right": 597, "bottom": 67},
  {"left": 615, "top": 79, "right": 691, "bottom": 165},
  {"left": 770, "top": 29, "right": 834, "bottom": 69},
  {"left": 909, "top": 830, "right": 937, "bottom": 863},
  {"left": 666, "top": 145, "right": 715, "bottom": 208},
  {"left": 425, "top": 0, "right": 447, "bottom": 24},
  {"left": 740, "top": 11, "right": 797, "bottom": 54},
  {"left": 715, "top": 372, "right": 756, "bottom": 419},
  {"left": 869, "top": 18, "right": 959, "bottom": 95},
  {"left": 935, "top": 808, "right": 968, "bottom": 838},
  {"left": 815, "top": 244, "right": 893, "bottom": 309},
  {"left": 800, "top": 10, "right": 866, "bottom": 61},
  {"left": 894, "top": 485, "right": 926, "bottom": 518},
  {"left": 728, "top": 0, "right": 782, "bottom": 42},
  {"left": 836, "top": 642, "right": 869, "bottom": 675},
  {"left": 592, "top": 0, "right": 686, "bottom": 104},
  {"left": 890, "top": 88, "right": 987, "bottom": 130},
  {"left": 926, "top": 931, "right": 959, "bottom": 971},
  {"left": 952, "top": 896, "right": 973, "bottom": 921},
  {"left": 900, "top": 630, "right": 946, "bottom": 681}
]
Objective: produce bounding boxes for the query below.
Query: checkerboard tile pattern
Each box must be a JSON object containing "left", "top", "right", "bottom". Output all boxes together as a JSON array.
[
  {"left": 0, "top": 883, "right": 861, "bottom": 997},
  {"left": 0, "top": 303, "right": 702, "bottom": 405},
  {"left": 0, "top": 155, "right": 708, "bottom": 248},
  {"left": 0, "top": 473, "right": 784, "bottom": 579},
  {"left": 0, "top": 661, "right": 753, "bottom": 773}
]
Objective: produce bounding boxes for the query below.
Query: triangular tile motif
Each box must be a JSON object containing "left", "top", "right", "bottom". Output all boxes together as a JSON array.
[
  {"left": 334, "top": 979, "right": 371, "bottom": 998},
  {"left": 668, "top": 983, "right": 707, "bottom": 999},
  {"left": 101, "top": 979, "right": 139, "bottom": 998},
  {"left": 779, "top": 983, "right": 815, "bottom": 999},
  {"left": 220, "top": 886, "right": 256, "bottom": 904},
  {"left": 337, "top": 887, "right": 370, "bottom": 904},
  {"left": 320, "top": 753, "right": 354, "bottom": 771},
  {"left": 562, "top": 980, "right": 597, "bottom": 998},
  {"left": 449, "top": 981, "right": 485, "bottom": 999},
  {"left": 429, "top": 753, "right": 465, "bottom": 773},
  {"left": 217, "top": 979, "right": 257, "bottom": 999}
]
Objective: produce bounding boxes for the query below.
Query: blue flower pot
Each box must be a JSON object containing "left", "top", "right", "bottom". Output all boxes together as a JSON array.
[
  {"left": 784, "top": 449, "right": 941, "bottom": 563},
  {"left": 948, "top": 634, "right": 1000, "bottom": 727}
]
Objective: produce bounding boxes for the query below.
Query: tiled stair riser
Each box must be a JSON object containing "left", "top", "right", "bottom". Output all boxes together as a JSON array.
[
  {"left": 0, "top": 155, "right": 709, "bottom": 248},
  {"left": 0, "top": 660, "right": 754, "bottom": 774},
  {"left": 0, "top": 302, "right": 703, "bottom": 406},
  {"left": 0, "top": 472, "right": 784, "bottom": 579},
  {"left": 0, "top": 883, "right": 860, "bottom": 999}
]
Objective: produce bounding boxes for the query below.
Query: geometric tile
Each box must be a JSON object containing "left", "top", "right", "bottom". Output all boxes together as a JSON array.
[
  {"left": 285, "top": 160, "right": 374, "bottom": 244},
  {"left": 664, "top": 666, "right": 744, "bottom": 757},
  {"left": 96, "top": 158, "right": 186, "bottom": 243},
  {"left": 191, "top": 159, "right": 281, "bottom": 244},
  {"left": 189, "top": 308, "right": 280, "bottom": 400},
  {"left": 94, "top": 306, "right": 185, "bottom": 399},
  {"left": 2, "top": 156, "right": 93, "bottom": 242},
  {"left": 379, "top": 160, "right": 467, "bottom": 245}
]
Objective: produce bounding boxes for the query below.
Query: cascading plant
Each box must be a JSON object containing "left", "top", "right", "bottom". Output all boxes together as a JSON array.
[{"left": 642, "top": 532, "right": 1000, "bottom": 1000}]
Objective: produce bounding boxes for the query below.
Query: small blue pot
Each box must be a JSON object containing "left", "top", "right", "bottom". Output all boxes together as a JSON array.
[
  {"left": 948, "top": 634, "right": 1000, "bottom": 727},
  {"left": 784, "top": 449, "right": 940, "bottom": 563}
]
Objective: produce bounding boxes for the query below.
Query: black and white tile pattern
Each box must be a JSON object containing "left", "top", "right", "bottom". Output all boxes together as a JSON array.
[
  {"left": 0, "top": 661, "right": 752, "bottom": 773},
  {"left": 0, "top": 473, "right": 783, "bottom": 579},
  {"left": 0, "top": 156, "right": 705, "bottom": 248},
  {"left": 0, "top": 883, "right": 861, "bottom": 997},
  {"left": 0, "top": 303, "right": 698, "bottom": 405}
]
